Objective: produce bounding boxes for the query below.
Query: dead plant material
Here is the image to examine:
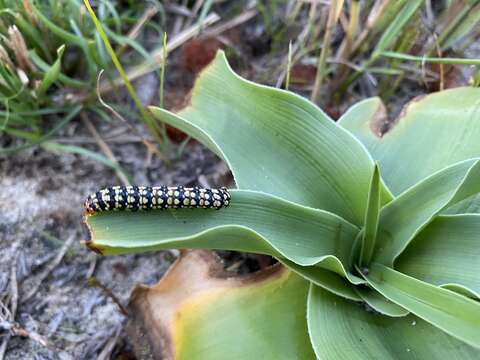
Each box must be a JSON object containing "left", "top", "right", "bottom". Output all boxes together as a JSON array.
[
  {"left": 81, "top": 112, "right": 131, "bottom": 186},
  {"left": 180, "top": 37, "right": 223, "bottom": 73},
  {"left": 22, "top": 0, "right": 39, "bottom": 28},
  {"left": 87, "top": 277, "right": 129, "bottom": 316},
  {"left": 290, "top": 64, "right": 317, "bottom": 85},
  {"left": 5, "top": 26, "right": 35, "bottom": 73},
  {"left": 0, "top": 44, "right": 14, "bottom": 69},
  {"left": 369, "top": 99, "right": 388, "bottom": 137},
  {"left": 0, "top": 247, "right": 20, "bottom": 359},
  {"left": 126, "top": 250, "right": 286, "bottom": 360}
]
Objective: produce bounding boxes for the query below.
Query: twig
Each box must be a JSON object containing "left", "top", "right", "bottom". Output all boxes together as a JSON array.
[
  {"left": 183, "top": 0, "right": 205, "bottom": 29},
  {"left": 165, "top": 3, "right": 193, "bottom": 17},
  {"left": 9, "top": 254, "right": 18, "bottom": 323},
  {"left": 126, "top": 7, "right": 158, "bottom": 41},
  {"left": 81, "top": 113, "right": 130, "bottom": 186},
  {"left": 88, "top": 278, "right": 128, "bottom": 316},
  {"left": 22, "top": 234, "right": 75, "bottom": 303},
  {"left": 96, "top": 326, "right": 122, "bottom": 360},
  {"left": 172, "top": 0, "right": 189, "bottom": 35},
  {"left": 0, "top": 250, "right": 19, "bottom": 360},
  {"left": 202, "top": 8, "right": 258, "bottom": 38},
  {"left": 10, "top": 325, "right": 49, "bottom": 348},
  {"left": 285, "top": 41, "right": 293, "bottom": 90},
  {"left": 350, "top": 0, "right": 390, "bottom": 56},
  {"left": 116, "top": 6, "right": 159, "bottom": 56},
  {"left": 432, "top": 33, "right": 444, "bottom": 91}
]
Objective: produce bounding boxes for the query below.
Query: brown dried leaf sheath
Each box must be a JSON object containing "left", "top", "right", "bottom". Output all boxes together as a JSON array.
[{"left": 126, "top": 250, "right": 286, "bottom": 360}]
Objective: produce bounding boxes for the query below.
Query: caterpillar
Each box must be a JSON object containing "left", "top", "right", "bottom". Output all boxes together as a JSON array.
[{"left": 84, "top": 186, "right": 231, "bottom": 215}]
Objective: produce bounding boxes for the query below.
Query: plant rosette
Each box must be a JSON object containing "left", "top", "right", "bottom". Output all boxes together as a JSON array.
[{"left": 84, "top": 51, "right": 480, "bottom": 359}]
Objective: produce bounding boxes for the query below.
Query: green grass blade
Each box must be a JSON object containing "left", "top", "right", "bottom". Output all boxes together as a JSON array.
[
  {"left": 31, "top": 2, "right": 91, "bottom": 46},
  {"left": 29, "top": 50, "right": 88, "bottom": 88},
  {"left": 0, "top": 105, "right": 82, "bottom": 155},
  {"left": 82, "top": 0, "right": 161, "bottom": 144},
  {"left": 440, "top": 2, "right": 480, "bottom": 49},
  {"left": 373, "top": 0, "right": 422, "bottom": 56},
  {"left": 380, "top": 51, "right": 480, "bottom": 65},
  {"left": 37, "top": 45, "right": 65, "bottom": 97}
]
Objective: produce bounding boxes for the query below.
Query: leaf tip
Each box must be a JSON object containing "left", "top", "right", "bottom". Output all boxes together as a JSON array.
[{"left": 82, "top": 239, "right": 105, "bottom": 255}]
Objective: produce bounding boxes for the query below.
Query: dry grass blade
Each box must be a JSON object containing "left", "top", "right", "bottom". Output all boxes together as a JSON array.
[
  {"left": 87, "top": 278, "right": 129, "bottom": 316},
  {"left": 0, "top": 45, "right": 14, "bottom": 69},
  {"left": 96, "top": 326, "right": 122, "bottom": 360},
  {"left": 5, "top": 25, "right": 35, "bottom": 73},
  {"left": 81, "top": 113, "right": 131, "bottom": 186},
  {"left": 203, "top": 7, "right": 258, "bottom": 38},
  {"left": 0, "top": 246, "right": 20, "bottom": 360},
  {"left": 311, "top": 0, "right": 344, "bottom": 104}
]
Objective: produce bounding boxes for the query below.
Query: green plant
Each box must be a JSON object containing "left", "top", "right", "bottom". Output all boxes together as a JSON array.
[
  {"left": 0, "top": 0, "right": 165, "bottom": 154},
  {"left": 272, "top": 1, "right": 480, "bottom": 105},
  {"left": 84, "top": 52, "right": 480, "bottom": 358}
]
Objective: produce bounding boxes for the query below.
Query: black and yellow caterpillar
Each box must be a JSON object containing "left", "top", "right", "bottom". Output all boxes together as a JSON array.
[{"left": 84, "top": 186, "right": 231, "bottom": 215}]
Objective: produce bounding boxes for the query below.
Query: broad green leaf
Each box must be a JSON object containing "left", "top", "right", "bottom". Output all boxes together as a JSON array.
[
  {"left": 308, "top": 285, "right": 480, "bottom": 359},
  {"left": 150, "top": 51, "right": 381, "bottom": 226},
  {"left": 360, "top": 163, "right": 381, "bottom": 266},
  {"left": 37, "top": 45, "right": 65, "bottom": 97},
  {"left": 339, "top": 88, "right": 480, "bottom": 195},
  {"left": 363, "top": 263, "right": 480, "bottom": 349},
  {"left": 355, "top": 286, "right": 409, "bottom": 317},
  {"left": 175, "top": 268, "right": 315, "bottom": 359},
  {"left": 396, "top": 214, "right": 480, "bottom": 298},
  {"left": 86, "top": 190, "right": 359, "bottom": 273},
  {"left": 129, "top": 250, "right": 315, "bottom": 359},
  {"left": 375, "top": 158, "right": 480, "bottom": 265}
]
